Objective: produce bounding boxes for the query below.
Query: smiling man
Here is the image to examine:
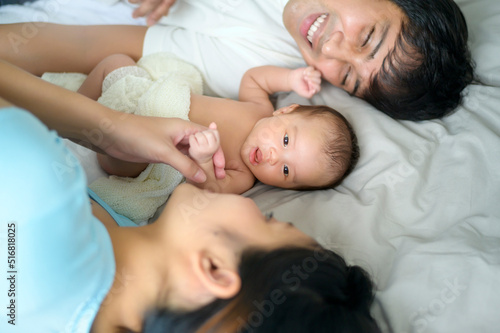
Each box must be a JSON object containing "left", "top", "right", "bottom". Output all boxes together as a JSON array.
[
  {"left": 0, "top": 0, "right": 473, "bottom": 121},
  {"left": 283, "top": 0, "right": 474, "bottom": 120},
  {"left": 283, "top": 0, "right": 404, "bottom": 98}
]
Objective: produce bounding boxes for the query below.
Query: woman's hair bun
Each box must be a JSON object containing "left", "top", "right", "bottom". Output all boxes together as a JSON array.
[{"left": 345, "top": 265, "right": 376, "bottom": 311}]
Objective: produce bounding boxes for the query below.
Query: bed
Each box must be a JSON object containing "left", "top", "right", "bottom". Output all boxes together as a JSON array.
[{"left": 1, "top": 0, "right": 499, "bottom": 332}]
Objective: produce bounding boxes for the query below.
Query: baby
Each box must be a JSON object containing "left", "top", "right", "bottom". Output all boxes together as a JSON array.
[{"left": 79, "top": 53, "right": 358, "bottom": 219}]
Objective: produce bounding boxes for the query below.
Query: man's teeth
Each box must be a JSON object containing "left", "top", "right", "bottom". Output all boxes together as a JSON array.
[{"left": 307, "top": 14, "right": 327, "bottom": 44}]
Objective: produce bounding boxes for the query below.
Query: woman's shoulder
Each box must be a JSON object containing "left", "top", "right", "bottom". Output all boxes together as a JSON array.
[{"left": 0, "top": 108, "right": 116, "bottom": 333}]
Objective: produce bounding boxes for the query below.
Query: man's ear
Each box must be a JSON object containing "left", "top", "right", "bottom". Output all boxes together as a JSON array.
[
  {"left": 273, "top": 103, "right": 300, "bottom": 116},
  {"left": 194, "top": 250, "right": 241, "bottom": 300}
]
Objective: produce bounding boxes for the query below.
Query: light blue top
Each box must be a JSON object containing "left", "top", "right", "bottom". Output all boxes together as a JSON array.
[
  {"left": 0, "top": 108, "right": 118, "bottom": 332},
  {"left": 87, "top": 188, "right": 137, "bottom": 228}
]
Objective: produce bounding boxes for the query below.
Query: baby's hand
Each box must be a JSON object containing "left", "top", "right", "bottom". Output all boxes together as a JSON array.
[
  {"left": 289, "top": 66, "right": 322, "bottom": 99},
  {"left": 188, "top": 122, "right": 221, "bottom": 165}
]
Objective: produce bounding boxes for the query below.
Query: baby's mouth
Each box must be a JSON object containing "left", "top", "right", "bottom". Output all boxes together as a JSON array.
[{"left": 250, "top": 147, "right": 262, "bottom": 166}]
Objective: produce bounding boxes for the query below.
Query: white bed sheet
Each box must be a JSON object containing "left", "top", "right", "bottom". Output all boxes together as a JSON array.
[
  {"left": 1, "top": 0, "right": 499, "bottom": 332},
  {"left": 0, "top": 0, "right": 145, "bottom": 25}
]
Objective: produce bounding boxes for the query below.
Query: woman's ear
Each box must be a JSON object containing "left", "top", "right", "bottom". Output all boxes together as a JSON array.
[
  {"left": 195, "top": 250, "right": 241, "bottom": 300},
  {"left": 273, "top": 103, "right": 300, "bottom": 116}
]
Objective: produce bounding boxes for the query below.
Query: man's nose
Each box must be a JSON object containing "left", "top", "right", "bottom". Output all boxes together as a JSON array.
[{"left": 321, "top": 30, "right": 355, "bottom": 61}]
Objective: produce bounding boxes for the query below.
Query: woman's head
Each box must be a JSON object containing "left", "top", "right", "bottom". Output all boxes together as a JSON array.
[
  {"left": 141, "top": 246, "right": 381, "bottom": 333},
  {"left": 155, "top": 184, "right": 318, "bottom": 311},
  {"left": 240, "top": 104, "right": 359, "bottom": 191}
]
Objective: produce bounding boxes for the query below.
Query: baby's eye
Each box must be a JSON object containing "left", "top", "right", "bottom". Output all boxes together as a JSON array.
[
  {"left": 283, "top": 165, "right": 289, "bottom": 177},
  {"left": 283, "top": 133, "right": 289, "bottom": 147}
]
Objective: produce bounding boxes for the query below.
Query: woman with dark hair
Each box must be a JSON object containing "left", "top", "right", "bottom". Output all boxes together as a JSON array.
[
  {"left": 141, "top": 247, "right": 380, "bottom": 333},
  {"left": 0, "top": 60, "right": 380, "bottom": 332}
]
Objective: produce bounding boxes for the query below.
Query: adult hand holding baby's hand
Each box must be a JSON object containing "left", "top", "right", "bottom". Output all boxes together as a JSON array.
[
  {"left": 289, "top": 66, "right": 322, "bottom": 99},
  {"left": 188, "top": 122, "right": 226, "bottom": 180},
  {"left": 105, "top": 114, "right": 225, "bottom": 184},
  {"left": 130, "top": 0, "right": 177, "bottom": 26},
  {"left": 188, "top": 123, "right": 220, "bottom": 163}
]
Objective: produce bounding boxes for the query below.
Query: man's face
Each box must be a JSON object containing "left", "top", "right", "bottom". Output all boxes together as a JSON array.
[{"left": 283, "top": 0, "right": 405, "bottom": 97}]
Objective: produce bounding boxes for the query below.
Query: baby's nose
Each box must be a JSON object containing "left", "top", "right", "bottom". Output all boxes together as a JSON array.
[{"left": 266, "top": 147, "right": 278, "bottom": 166}]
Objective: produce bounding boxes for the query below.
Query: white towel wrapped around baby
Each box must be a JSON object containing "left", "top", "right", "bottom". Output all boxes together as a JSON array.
[{"left": 89, "top": 53, "right": 203, "bottom": 223}]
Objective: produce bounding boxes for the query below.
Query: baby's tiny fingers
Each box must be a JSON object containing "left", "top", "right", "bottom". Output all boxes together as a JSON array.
[
  {"left": 206, "top": 128, "right": 220, "bottom": 145},
  {"left": 304, "top": 66, "right": 315, "bottom": 74},
  {"left": 195, "top": 131, "right": 212, "bottom": 146},
  {"left": 189, "top": 134, "right": 199, "bottom": 148},
  {"left": 209, "top": 122, "right": 217, "bottom": 130}
]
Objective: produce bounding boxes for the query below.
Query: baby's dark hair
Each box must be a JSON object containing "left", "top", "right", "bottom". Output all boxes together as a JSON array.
[
  {"left": 293, "top": 105, "right": 359, "bottom": 190},
  {"left": 139, "top": 246, "right": 381, "bottom": 333}
]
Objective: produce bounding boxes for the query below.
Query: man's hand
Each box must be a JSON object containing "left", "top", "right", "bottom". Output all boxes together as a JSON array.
[{"left": 129, "top": 0, "right": 177, "bottom": 26}]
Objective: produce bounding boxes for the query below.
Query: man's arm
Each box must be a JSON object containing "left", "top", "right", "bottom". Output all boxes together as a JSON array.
[{"left": 0, "top": 23, "right": 146, "bottom": 75}]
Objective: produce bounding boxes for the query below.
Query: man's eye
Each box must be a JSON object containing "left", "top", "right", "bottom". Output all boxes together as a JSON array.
[
  {"left": 283, "top": 165, "right": 289, "bottom": 176},
  {"left": 342, "top": 66, "right": 351, "bottom": 86},
  {"left": 283, "top": 133, "right": 289, "bottom": 147},
  {"left": 362, "top": 26, "right": 374, "bottom": 47}
]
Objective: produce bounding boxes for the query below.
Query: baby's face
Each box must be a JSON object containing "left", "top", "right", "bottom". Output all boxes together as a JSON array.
[{"left": 240, "top": 112, "right": 334, "bottom": 189}]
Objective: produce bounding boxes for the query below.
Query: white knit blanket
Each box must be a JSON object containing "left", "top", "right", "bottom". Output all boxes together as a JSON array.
[{"left": 44, "top": 53, "right": 203, "bottom": 223}]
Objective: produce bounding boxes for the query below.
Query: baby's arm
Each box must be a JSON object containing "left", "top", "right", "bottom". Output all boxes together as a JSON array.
[{"left": 239, "top": 65, "right": 322, "bottom": 110}]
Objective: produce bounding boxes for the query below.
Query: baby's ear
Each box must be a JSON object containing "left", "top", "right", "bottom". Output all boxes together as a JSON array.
[{"left": 272, "top": 103, "right": 300, "bottom": 116}]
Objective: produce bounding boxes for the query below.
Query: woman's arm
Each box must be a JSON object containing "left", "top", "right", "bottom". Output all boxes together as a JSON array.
[
  {"left": 238, "top": 66, "right": 322, "bottom": 109},
  {"left": 0, "top": 59, "right": 220, "bottom": 183},
  {"left": 0, "top": 23, "right": 146, "bottom": 75}
]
